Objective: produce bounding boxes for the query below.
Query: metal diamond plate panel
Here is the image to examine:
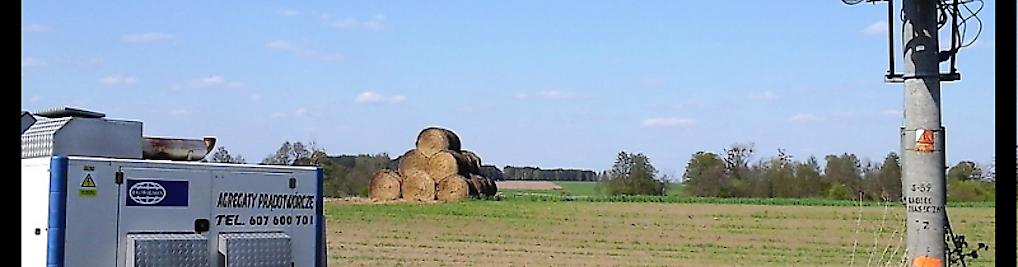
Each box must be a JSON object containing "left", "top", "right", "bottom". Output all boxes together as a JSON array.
[
  {"left": 127, "top": 233, "right": 210, "bottom": 267},
  {"left": 21, "top": 117, "right": 69, "bottom": 158},
  {"left": 218, "top": 232, "right": 292, "bottom": 267}
]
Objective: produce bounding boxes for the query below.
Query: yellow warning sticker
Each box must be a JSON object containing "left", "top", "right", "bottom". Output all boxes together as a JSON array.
[
  {"left": 79, "top": 189, "right": 96, "bottom": 197},
  {"left": 80, "top": 172, "right": 96, "bottom": 197},
  {"left": 81, "top": 174, "right": 96, "bottom": 187}
]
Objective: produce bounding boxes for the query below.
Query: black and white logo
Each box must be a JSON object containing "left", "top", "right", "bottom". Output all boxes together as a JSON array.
[{"left": 129, "top": 182, "right": 167, "bottom": 205}]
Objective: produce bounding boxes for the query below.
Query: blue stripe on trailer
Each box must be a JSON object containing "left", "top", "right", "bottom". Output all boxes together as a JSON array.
[
  {"left": 315, "top": 166, "right": 325, "bottom": 267},
  {"left": 47, "top": 156, "right": 68, "bottom": 267}
]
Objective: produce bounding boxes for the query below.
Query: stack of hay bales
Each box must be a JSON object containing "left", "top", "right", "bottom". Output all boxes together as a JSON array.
[{"left": 367, "top": 127, "right": 498, "bottom": 202}]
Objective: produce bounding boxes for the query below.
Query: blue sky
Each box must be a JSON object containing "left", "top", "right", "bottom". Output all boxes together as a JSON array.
[{"left": 21, "top": 1, "right": 996, "bottom": 179}]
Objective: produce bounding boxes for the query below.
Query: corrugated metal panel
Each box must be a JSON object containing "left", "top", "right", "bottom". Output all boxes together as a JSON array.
[
  {"left": 21, "top": 117, "right": 71, "bottom": 158},
  {"left": 126, "top": 233, "right": 210, "bottom": 267},
  {"left": 218, "top": 232, "right": 292, "bottom": 267},
  {"left": 21, "top": 116, "right": 143, "bottom": 159}
]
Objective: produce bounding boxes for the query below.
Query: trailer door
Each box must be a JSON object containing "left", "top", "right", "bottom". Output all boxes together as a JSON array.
[
  {"left": 116, "top": 166, "right": 213, "bottom": 267},
  {"left": 211, "top": 170, "right": 299, "bottom": 267}
]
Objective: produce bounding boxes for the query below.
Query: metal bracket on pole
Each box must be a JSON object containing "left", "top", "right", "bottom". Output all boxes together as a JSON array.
[
  {"left": 879, "top": 0, "right": 961, "bottom": 84},
  {"left": 884, "top": 73, "right": 960, "bottom": 83}
]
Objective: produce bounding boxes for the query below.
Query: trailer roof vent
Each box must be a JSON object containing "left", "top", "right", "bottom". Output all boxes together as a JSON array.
[{"left": 32, "top": 107, "right": 105, "bottom": 118}]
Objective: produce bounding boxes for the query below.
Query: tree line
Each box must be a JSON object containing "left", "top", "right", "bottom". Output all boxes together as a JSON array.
[
  {"left": 203, "top": 141, "right": 997, "bottom": 202},
  {"left": 205, "top": 141, "right": 387, "bottom": 197},
  {"left": 502, "top": 166, "right": 597, "bottom": 181},
  {"left": 680, "top": 143, "right": 996, "bottom": 202}
]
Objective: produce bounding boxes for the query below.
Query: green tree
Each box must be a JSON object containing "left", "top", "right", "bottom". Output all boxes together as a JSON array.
[
  {"left": 261, "top": 141, "right": 322, "bottom": 166},
  {"left": 793, "top": 156, "right": 824, "bottom": 198},
  {"left": 722, "top": 143, "right": 756, "bottom": 197},
  {"left": 682, "top": 151, "right": 728, "bottom": 197},
  {"left": 823, "top": 153, "right": 863, "bottom": 200},
  {"left": 877, "top": 152, "right": 902, "bottom": 202},
  {"left": 859, "top": 160, "right": 882, "bottom": 201},
  {"left": 765, "top": 149, "right": 797, "bottom": 198},
  {"left": 207, "top": 146, "right": 246, "bottom": 164},
  {"left": 723, "top": 143, "right": 755, "bottom": 181},
  {"left": 601, "top": 151, "right": 667, "bottom": 196},
  {"left": 947, "top": 161, "right": 983, "bottom": 182},
  {"left": 946, "top": 160, "right": 994, "bottom": 202}
]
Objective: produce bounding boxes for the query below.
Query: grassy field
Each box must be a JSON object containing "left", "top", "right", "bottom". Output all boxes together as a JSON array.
[{"left": 324, "top": 198, "right": 996, "bottom": 267}]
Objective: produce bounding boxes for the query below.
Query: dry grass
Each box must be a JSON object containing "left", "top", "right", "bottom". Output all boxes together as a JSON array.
[{"left": 324, "top": 200, "right": 995, "bottom": 267}]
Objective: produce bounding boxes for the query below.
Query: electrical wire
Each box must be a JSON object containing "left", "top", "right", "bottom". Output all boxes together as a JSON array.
[
  {"left": 897, "top": 0, "right": 983, "bottom": 49},
  {"left": 938, "top": 0, "right": 984, "bottom": 50}
]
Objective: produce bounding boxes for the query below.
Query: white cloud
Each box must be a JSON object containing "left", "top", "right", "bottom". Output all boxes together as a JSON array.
[
  {"left": 639, "top": 79, "right": 664, "bottom": 87},
  {"left": 250, "top": 94, "right": 262, "bottom": 101},
  {"left": 22, "top": 24, "right": 49, "bottom": 33},
  {"left": 354, "top": 91, "right": 405, "bottom": 104},
  {"left": 790, "top": 113, "right": 823, "bottom": 123},
  {"left": 266, "top": 40, "right": 292, "bottom": 49},
  {"left": 122, "top": 32, "right": 175, "bottom": 42},
  {"left": 266, "top": 40, "right": 339, "bottom": 61},
  {"left": 22, "top": 58, "right": 46, "bottom": 67},
  {"left": 642, "top": 117, "right": 695, "bottom": 127},
  {"left": 881, "top": 109, "right": 901, "bottom": 117},
  {"left": 515, "top": 90, "right": 581, "bottom": 100},
  {"left": 169, "top": 109, "right": 187, "bottom": 116},
  {"left": 86, "top": 58, "right": 105, "bottom": 66},
  {"left": 99, "top": 75, "right": 139, "bottom": 85},
  {"left": 672, "top": 100, "right": 696, "bottom": 109},
  {"left": 321, "top": 53, "right": 344, "bottom": 61},
  {"left": 324, "top": 14, "right": 389, "bottom": 30},
  {"left": 270, "top": 108, "right": 314, "bottom": 119},
  {"left": 749, "top": 91, "right": 780, "bottom": 100},
  {"left": 970, "top": 40, "right": 995, "bottom": 49},
  {"left": 278, "top": 9, "right": 301, "bottom": 16},
  {"left": 834, "top": 111, "right": 859, "bottom": 118},
  {"left": 178, "top": 76, "right": 245, "bottom": 89},
  {"left": 862, "top": 21, "right": 888, "bottom": 35}
]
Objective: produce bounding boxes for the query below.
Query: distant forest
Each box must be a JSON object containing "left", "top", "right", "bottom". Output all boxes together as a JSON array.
[
  {"left": 206, "top": 141, "right": 998, "bottom": 202},
  {"left": 328, "top": 153, "right": 597, "bottom": 182}
]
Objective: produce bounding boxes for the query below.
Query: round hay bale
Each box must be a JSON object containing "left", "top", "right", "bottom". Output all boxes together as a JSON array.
[
  {"left": 401, "top": 170, "right": 436, "bottom": 202},
  {"left": 483, "top": 175, "right": 498, "bottom": 197},
  {"left": 459, "top": 150, "right": 482, "bottom": 175},
  {"left": 368, "top": 170, "right": 402, "bottom": 200},
  {"left": 397, "top": 149, "right": 429, "bottom": 179},
  {"left": 425, "top": 150, "right": 471, "bottom": 183},
  {"left": 415, "top": 127, "right": 462, "bottom": 157},
  {"left": 479, "top": 175, "right": 495, "bottom": 197},
  {"left": 436, "top": 174, "right": 469, "bottom": 202},
  {"left": 467, "top": 174, "right": 487, "bottom": 198}
]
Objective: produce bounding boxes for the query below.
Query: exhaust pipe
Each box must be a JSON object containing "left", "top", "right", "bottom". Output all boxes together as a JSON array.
[{"left": 142, "top": 136, "right": 217, "bottom": 161}]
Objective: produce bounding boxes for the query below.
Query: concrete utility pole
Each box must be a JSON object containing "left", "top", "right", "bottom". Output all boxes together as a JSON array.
[{"left": 900, "top": 0, "right": 947, "bottom": 266}]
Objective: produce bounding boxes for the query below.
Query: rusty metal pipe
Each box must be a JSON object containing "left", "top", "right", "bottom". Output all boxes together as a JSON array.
[{"left": 142, "top": 136, "right": 216, "bottom": 161}]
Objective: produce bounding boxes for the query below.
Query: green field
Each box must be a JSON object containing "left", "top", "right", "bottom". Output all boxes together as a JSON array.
[{"left": 324, "top": 197, "right": 996, "bottom": 266}]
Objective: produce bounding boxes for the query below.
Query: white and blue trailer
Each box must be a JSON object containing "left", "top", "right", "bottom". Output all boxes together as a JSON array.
[{"left": 21, "top": 108, "right": 326, "bottom": 267}]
